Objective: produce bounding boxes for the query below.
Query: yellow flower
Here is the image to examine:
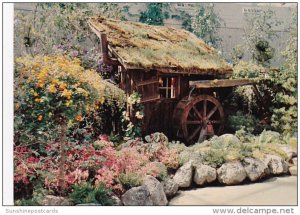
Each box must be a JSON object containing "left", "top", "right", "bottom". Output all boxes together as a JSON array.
[
  {"left": 35, "top": 98, "right": 41, "bottom": 103},
  {"left": 36, "top": 82, "right": 44, "bottom": 88},
  {"left": 37, "top": 115, "right": 43, "bottom": 121},
  {"left": 62, "top": 89, "right": 72, "bottom": 100},
  {"left": 51, "top": 79, "right": 59, "bottom": 86},
  {"left": 47, "top": 84, "right": 57, "bottom": 93},
  {"left": 66, "top": 100, "right": 73, "bottom": 107},
  {"left": 100, "top": 97, "right": 105, "bottom": 104},
  {"left": 33, "top": 92, "right": 38, "bottom": 97}
]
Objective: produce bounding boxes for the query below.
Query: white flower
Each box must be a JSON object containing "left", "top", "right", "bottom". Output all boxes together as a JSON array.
[
  {"left": 127, "top": 96, "right": 134, "bottom": 105},
  {"left": 125, "top": 122, "right": 134, "bottom": 131},
  {"left": 135, "top": 111, "right": 144, "bottom": 119}
]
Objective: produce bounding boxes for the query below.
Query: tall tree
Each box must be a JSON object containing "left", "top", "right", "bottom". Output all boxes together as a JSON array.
[
  {"left": 139, "top": 3, "right": 169, "bottom": 26},
  {"left": 191, "top": 4, "right": 222, "bottom": 48},
  {"left": 242, "top": 7, "right": 280, "bottom": 66},
  {"left": 14, "top": 3, "right": 123, "bottom": 68}
]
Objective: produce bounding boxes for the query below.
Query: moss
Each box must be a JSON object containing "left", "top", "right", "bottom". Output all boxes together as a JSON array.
[{"left": 88, "top": 17, "right": 232, "bottom": 73}]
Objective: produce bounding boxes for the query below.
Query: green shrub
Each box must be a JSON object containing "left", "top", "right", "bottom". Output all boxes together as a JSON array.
[
  {"left": 117, "top": 173, "right": 142, "bottom": 189},
  {"left": 228, "top": 111, "right": 264, "bottom": 134},
  {"left": 69, "top": 182, "right": 115, "bottom": 206}
]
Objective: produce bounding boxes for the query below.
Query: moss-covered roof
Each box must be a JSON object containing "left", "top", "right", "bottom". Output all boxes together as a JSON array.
[{"left": 88, "top": 16, "right": 232, "bottom": 75}]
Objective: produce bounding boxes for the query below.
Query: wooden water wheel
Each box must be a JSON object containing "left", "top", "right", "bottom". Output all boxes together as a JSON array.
[{"left": 173, "top": 95, "right": 225, "bottom": 145}]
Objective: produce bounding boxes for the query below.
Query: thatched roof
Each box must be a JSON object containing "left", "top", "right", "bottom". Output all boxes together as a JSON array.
[{"left": 88, "top": 16, "right": 232, "bottom": 75}]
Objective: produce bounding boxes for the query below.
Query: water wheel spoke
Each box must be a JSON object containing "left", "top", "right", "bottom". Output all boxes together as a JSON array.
[
  {"left": 207, "top": 105, "right": 219, "bottom": 119},
  {"left": 203, "top": 99, "right": 207, "bottom": 117},
  {"left": 192, "top": 106, "right": 202, "bottom": 120},
  {"left": 210, "top": 120, "right": 221, "bottom": 124},
  {"left": 188, "top": 126, "right": 201, "bottom": 142},
  {"left": 198, "top": 126, "right": 207, "bottom": 143},
  {"left": 187, "top": 120, "right": 202, "bottom": 125}
]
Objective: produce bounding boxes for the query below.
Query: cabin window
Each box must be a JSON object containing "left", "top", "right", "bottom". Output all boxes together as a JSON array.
[{"left": 159, "top": 77, "right": 178, "bottom": 99}]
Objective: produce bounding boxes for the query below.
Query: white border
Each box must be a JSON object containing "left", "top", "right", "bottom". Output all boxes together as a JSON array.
[{"left": 2, "top": 2, "right": 14, "bottom": 206}]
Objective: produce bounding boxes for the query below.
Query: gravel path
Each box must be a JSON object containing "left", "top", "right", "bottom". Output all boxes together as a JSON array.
[{"left": 169, "top": 176, "right": 297, "bottom": 205}]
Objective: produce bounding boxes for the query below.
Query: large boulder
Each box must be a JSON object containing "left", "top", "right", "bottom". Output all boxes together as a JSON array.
[
  {"left": 217, "top": 161, "right": 247, "bottom": 185},
  {"left": 121, "top": 186, "right": 153, "bottom": 206},
  {"left": 42, "top": 195, "right": 72, "bottom": 206},
  {"left": 173, "top": 161, "right": 193, "bottom": 188},
  {"left": 142, "top": 176, "right": 168, "bottom": 206},
  {"left": 289, "top": 166, "right": 297, "bottom": 176},
  {"left": 264, "top": 155, "right": 289, "bottom": 175},
  {"left": 111, "top": 195, "right": 122, "bottom": 206},
  {"left": 193, "top": 164, "right": 217, "bottom": 185},
  {"left": 277, "top": 144, "right": 297, "bottom": 161},
  {"left": 243, "top": 157, "right": 269, "bottom": 181},
  {"left": 162, "top": 178, "right": 179, "bottom": 199}
]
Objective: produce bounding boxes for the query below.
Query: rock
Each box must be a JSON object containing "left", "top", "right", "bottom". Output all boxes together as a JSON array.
[
  {"left": 42, "top": 195, "right": 72, "bottom": 206},
  {"left": 162, "top": 178, "right": 179, "bottom": 198},
  {"left": 277, "top": 145, "right": 297, "bottom": 161},
  {"left": 217, "top": 161, "right": 247, "bottom": 185},
  {"left": 76, "top": 203, "right": 102, "bottom": 206},
  {"left": 173, "top": 161, "right": 193, "bottom": 188},
  {"left": 292, "top": 158, "right": 297, "bottom": 166},
  {"left": 193, "top": 164, "right": 217, "bottom": 185},
  {"left": 243, "top": 157, "right": 269, "bottom": 181},
  {"left": 111, "top": 195, "right": 122, "bottom": 206},
  {"left": 121, "top": 186, "right": 153, "bottom": 206},
  {"left": 145, "top": 132, "right": 168, "bottom": 144},
  {"left": 143, "top": 175, "right": 168, "bottom": 205},
  {"left": 289, "top": 166, "right": 297, "bottom": 176},
  {"left": 264, "top": 155, "right": 289, "bottom": 175}
]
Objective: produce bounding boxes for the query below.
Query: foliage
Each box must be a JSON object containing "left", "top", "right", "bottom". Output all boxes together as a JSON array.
[
  {"left": 117, "top": 173, "right": 142, "bottom": 189},
  {"left": 14, "top": 55, "right": 125, "bottom": 146},
  {"left": 122, "top": 92, "right": 144, "bottom": 140},
  {"left": 139, "top": 3, "right": 170, "bottom": 26},
  {"left": 14, "top": 3, "right": 123, "bottom": 69},
  {"left": 241, "top": 7, "right": 280, "bottom": 66},
  {"left": 69, "top": 182, "right": 115, "bottom": 205},
  {"left": 200, "top": 136, "right": 250, "bottom": 168},
  {"left": 228, "top": 111, "right": 263, "bottom": 134},
  {"left": 269, "top": 12, "right": 297, "bottom": 135},
  {"left": 191, "top": 4, "right": 222, "bottom": 48}
]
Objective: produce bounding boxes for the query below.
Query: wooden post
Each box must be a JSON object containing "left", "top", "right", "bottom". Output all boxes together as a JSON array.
[{"left": 100, "top": 33, "right": 110, "bottom": 65}]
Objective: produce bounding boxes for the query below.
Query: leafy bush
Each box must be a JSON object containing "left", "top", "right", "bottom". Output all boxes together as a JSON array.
[
  {"left": 201, "top": 135, "right": 252, "bottom": 168},
  {"left": 69, "top": 182, "right": 115, "bottom": 205},
  {"left": 228, "top": 111, "right": 264, "bottom": 134},
  {"left": 117, "top": 173, "right": 142, "bottom": 189}
]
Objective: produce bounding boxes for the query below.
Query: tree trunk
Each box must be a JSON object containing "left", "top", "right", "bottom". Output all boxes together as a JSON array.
[{"left": 58, "top": 118, "right": 67, "bottom": 193}]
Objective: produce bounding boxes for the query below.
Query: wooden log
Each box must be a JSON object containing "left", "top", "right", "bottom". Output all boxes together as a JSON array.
[{"left": 189, "top": 79, "right": 258, "bottom": 89}]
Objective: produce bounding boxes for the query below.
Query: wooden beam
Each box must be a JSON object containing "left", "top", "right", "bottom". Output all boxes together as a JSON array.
[{"left": 189, "top": 79, "right": 258, "bottom": 89}]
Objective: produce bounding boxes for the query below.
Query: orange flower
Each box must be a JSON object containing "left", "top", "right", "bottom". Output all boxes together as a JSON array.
[
  {"left": 74, "top": 115, "right": 83, "bottom": 122},
  {"left": 37, "top": 115, "right": 43, "bottom": 121},
  {"left": 59, "top": 82, "right": 67, "bottom": 91}
]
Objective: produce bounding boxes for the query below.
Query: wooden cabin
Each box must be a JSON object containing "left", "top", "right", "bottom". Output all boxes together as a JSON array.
[{"left": 88, "top": 16, "right": 233, "bottom": 140}]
